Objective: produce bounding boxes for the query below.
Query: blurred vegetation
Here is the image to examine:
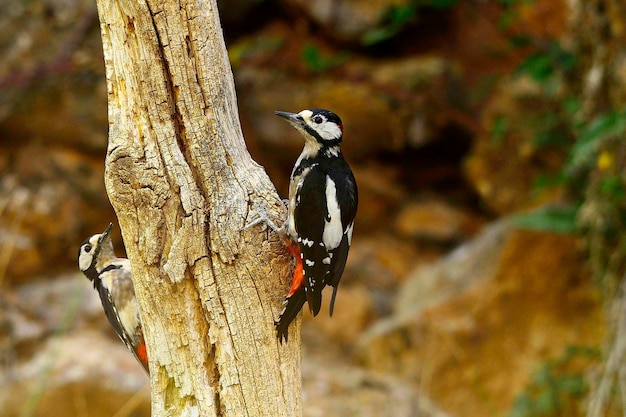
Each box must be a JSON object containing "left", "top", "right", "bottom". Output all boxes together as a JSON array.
[
  {"left": 301, "top": 44, "right": 349, "bottom": 73},
  {"left": 1, "top": 0, "right": 624, "bottom": 415},
  {"left": 361, "top": 0, "right": 459, "bottom": 45},
  {"left": 509, "top": 346, "right": 600, "bottom": 417},
  {"left": 504, "top": 6, "right": 625, "bottom": 417},
  {"left": 509, "top": 36, "right": 626, "bottom": 285}
]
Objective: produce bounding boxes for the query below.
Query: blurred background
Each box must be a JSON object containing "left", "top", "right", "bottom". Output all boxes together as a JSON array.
[{"left": 1, "top": 0, "right": 625, "bottom": 416}]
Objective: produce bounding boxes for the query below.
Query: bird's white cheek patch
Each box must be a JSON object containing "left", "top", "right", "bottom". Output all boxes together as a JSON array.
[
  {"left": 79, "top": 252, "right": 92, "bottom": 271},
  {"left": 322, "top": 177, "right": 343, "bottom": 250},
  {"left": 317, "top": 123, "right": 342, "bottom": 141},
  {"left": 79, "top": 235, "right": 101, "bottom": 271}
]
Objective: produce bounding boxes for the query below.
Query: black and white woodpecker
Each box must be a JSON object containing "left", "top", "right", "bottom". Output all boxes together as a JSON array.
[
  {"left": 272, "top": 108, "right": 358, "bottom": 342},
  {"left": 78, "top": 223, "right": 149, "bottom": 373}
]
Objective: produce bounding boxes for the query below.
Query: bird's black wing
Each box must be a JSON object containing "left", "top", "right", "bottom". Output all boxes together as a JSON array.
[
  {"left": 325, "top": 157, "right": 358, "bottom": 315},
  {"left": 293, "top": 167, "right": 333, "bottom": 316}
]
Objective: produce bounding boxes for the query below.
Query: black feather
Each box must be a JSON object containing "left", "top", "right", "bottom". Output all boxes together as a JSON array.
[
  {"left": 328, "top": 232, "right": 350, "bottom": 316},
  {"left": 275, "top": 287, "right": 307, "bottom": 344}
]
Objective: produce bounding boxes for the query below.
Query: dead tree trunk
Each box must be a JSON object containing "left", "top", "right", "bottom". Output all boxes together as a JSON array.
[{"left": 95, "top": 0, "right": 302, "bottom": 415}]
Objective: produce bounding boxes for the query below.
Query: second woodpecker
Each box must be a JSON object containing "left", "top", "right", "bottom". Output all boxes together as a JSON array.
[
  {"left": 78, "top": 223, "right": 149, "bottom": 373},
  {"left": 274, "top": 108, "right": 358, "bottom": 342}
]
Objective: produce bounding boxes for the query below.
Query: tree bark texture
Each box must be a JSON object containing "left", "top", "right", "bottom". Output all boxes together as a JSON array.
[{"left": 95, "top": 0, "right": 302, "bottom": 415}]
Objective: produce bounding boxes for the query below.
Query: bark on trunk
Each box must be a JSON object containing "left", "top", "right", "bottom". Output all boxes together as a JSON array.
[{"left": 94, "top": 0, "right": 302, "bottom": 415}]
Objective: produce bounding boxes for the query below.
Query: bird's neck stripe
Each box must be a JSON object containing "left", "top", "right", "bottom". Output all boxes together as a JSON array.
[{"left": 100, "top": 264, "right": 122, "bottom": 274}]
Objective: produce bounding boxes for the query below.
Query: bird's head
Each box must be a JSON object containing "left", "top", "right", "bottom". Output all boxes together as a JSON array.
[
  {"left": 275, "top": 108, "right": 343, "bottom": 145},
  {"left": 78, "top": 222, "right": 114, "bottom": 280}
]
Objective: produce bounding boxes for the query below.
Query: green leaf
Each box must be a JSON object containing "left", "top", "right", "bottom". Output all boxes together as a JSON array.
[
  {"left": 418, "top": 0, "right": 458, "bottom": 8},
  {"left": 301, "top": 44, "right": 349, "bottom": 73},
  {"left": 491, "top": 115, "right": 509, "bottom": 144},
  {"left": 361, "top": 27, "right": 400, "bottom": 46},
  {"left": 361, "top": 2, "right": 418, "bottom": 45},
  {"left": 599, "top": 175, "right": 626, "bottom": 200},
  {"left": 512, "top": 206, "right": 578, "bottom": 234},
  {"left": 517, "top": 53, "right": 554, "bottom": 82},
  {"left": 568, "top": 110, "right": 626, "bottom": 171},
  {"left": 515, "top": 41, "right": 577, "bottom": 83}
]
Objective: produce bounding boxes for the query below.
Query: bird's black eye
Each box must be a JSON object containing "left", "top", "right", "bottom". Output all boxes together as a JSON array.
[
  {"left": 84, "top": 244, "right": 92, "bottom": 253},
  {"left": 312, "top": 115, "right": 323, "bottom": 124}
]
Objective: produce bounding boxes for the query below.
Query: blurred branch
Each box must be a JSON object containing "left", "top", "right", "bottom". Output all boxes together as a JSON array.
[{"left": 587, "top": 275, "right": 626, "bottom": 417}]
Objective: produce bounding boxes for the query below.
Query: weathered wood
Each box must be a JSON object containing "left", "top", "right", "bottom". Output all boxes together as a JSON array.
[{"left": 95, "top": 0, "right": 302, "bottom": 415}]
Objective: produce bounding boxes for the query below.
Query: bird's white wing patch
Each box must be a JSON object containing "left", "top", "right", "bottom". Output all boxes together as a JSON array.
[
  {"left": 323, "top": 176, "right": 343, "bottom": 250},
  {"left": 346, "top": 221, "right": 355, "bottom": 246}
]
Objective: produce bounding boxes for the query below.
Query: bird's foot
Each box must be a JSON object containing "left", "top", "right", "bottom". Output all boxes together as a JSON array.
[{"left": 242, "top": 198, "right": 285, "bottom": 237}]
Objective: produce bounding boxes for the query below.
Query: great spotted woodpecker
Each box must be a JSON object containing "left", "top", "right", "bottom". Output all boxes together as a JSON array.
[
  {"left": 273, "top": 108, "right": 358, "bottom": 342},
  {"left": 78, "top": 223, "right": 149, "bottom": 373}
]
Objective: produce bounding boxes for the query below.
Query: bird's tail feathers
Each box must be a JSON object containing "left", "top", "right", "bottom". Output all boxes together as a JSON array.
[{"left": 275, "top": 287, "right": 307, "bottom": 343}]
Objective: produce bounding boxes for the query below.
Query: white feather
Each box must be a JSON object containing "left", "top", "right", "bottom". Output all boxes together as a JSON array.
[
  {"left": 323, "top": 177, "right": 343, "bottom": 250},
  {"left": 314, "top": 122, "right": 342, "bottom": 141},
  {"left": 346, "top": 221, "right": 355, "bottom": 246}
]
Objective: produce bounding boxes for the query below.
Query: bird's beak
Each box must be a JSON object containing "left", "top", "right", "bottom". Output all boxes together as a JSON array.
[
  {"left": 98, "top": 222, "right": 114, "bottom": 245},
  {"left": 275, "top": 111, "right": 302, "bottom": 127}
]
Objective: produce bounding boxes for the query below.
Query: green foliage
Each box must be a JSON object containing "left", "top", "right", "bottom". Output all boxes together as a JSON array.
[
  {"left": 511, "top": 110, "right": 626, "bottom": 235},
  {"left": 530, "top": 110, "right": 571, "bottom": 149},
  {"left": 229, "top": 35, "right": 284, "bottom": 69},
  {"left": 504, "top": 26, "right": 626, "bottom": 236},
  {"left": 509, "top": 346, "right": 599, "bottom": 417},
  {"left": 491, "top": 115, "right": 509, "bottom": 145},
  {"left": 301, "top": 44, "right": 349, "bottom": 73},
  {"left": 498, "top": 0, "right": 538, "bottom": 29},
  {"left": 420, "top": 0, "right": 459, "bottom": 7},
  {"left": 515, "top": 41, "right": 577, "bottom": 97},
  {"left": 567, "top": 110, "right": 626, "bottom": 173},
  {"left": 492, "top": 3, "right": 626, "bottom": 416},
  {"left": 598, "top": 174, "right": 625, "bottom": 201},
  {"left": 361, "top": 3, "right": 418, "bottom": 46},
  {"left": 512, "top": 205, "right": 579, "bottom": 234},
  {"left": 361, "top": 0, "right": 459, "bottom": 46}
]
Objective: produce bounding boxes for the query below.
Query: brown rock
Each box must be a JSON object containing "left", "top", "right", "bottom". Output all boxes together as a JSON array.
[
  {"left": 463, "top": 76, "right": 568, "bottom": 215},
  {"left": 393, "top": 197, "right": 481, "bottom": 243},
  {"left": 357, "top": 225, "right": 602, "bottom": 417},
  {"left": 302, "top": 360, "right": 449, "bottom": 417},
  {"left": 303, "top": 285, "right": 375, "bottom": 345},
  {"left": 396, "top": 219, "right": 510, "bottom": 315},
  {"left": 0, "top": 332, "right": 150, "bottom": 417},
  {"left": 2, "top": 274, "right": 127, "bottom": 358},
  {"left": 0, "top": 145, "right": 117, "bottom": 284},
  {"left": 0, "top": 0, "right": 105, "bottom": 144},
  {"left": 1, "top": 274, "right": 149, "bottom": 417},
  {"left": 0, "top": 0, "right": 111, "bottom": 283},
  {"left": 350, "top": 163, "right": 406, "bottom": 234}
]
